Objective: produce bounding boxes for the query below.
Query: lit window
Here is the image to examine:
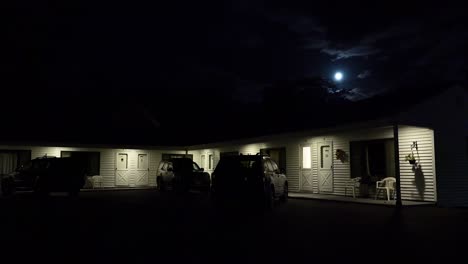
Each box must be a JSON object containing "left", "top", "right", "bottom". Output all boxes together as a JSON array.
[{"left": 302, "top": 147, "right": 311, "bottom": 169}]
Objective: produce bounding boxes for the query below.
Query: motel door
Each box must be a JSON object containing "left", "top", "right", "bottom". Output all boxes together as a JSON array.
[
  {"left": 300, "top": 145, "right": 314, "bottom": 191},
  {"left": 135, "top": 153, "right": 150, "bottom": 186},
  {"left": 318, "top": 141, "right": 333, "bottom": 192},
  {"left": 115, "top": 152, "right": 130, "bottom": 186}
]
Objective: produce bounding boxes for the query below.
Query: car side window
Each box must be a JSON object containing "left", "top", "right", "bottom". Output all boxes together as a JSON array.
[{"left": 192, "top": 162, "right": 201, "bottom": 172}]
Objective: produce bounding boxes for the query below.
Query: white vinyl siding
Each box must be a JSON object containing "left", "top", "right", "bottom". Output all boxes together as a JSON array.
[
  {"left": 285, "top": 143, "right": 300, "bottom": 191},
  {"left": 398, "top": 126, "right": 437, "bottom": 202}
]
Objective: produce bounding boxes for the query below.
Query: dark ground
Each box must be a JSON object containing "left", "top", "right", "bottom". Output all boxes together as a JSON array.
[{"left": 1, "top": 190, "right": 467, "bottom": 263}]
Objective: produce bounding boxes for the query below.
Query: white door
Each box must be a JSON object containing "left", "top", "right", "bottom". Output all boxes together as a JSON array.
[
  {"left": 135, "top": 153, "right": 149, "bottom": 186},
  {"left": 300, "top": 145, "right": 313, "bottom": 191},
  {"left": 318, "top": 142, "right": 333, "bottom": 192},
  {"left": 115, "top": 152, "right": 129, "bottom": 186}
]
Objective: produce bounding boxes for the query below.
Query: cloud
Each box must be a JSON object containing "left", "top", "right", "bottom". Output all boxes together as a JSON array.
[
  {"left": 343, "top": 88, "right": 369, "bottom": 101},
  {"left": 288, "top": 16, "right": 327, "bottom": 34},
  {"left": 321, "top": 45, "right": 381, "bottom": 60},
  {"left": 357, "top": 70, "right": 371, "bottom": 79},
  {"left": 265, "top": 13, "right": 326, "bottom": 35},
  {"left": 304, "top": 38, "right": 329, "bottom": 49}
]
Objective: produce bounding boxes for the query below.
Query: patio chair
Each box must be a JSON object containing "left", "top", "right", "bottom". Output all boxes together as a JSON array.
[
  {"left": 375, "top": 177, "right": 396, "bottom": 201},
  {"left": 345, "top": 177, "right": 361, "bottom": 198},
  {"left": 92, "top": 175, "right": 104, "bottom": 189}
]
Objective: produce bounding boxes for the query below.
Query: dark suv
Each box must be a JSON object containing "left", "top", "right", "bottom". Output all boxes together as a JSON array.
[
  {"left": 1, "top": 156, "right": 86, "bottom": 196},
  {"left": 211, "top": 154, "right": 288, "bottom": 208},
  {"left": 156, "top": 158, "right": 210, "bottom": 193}
]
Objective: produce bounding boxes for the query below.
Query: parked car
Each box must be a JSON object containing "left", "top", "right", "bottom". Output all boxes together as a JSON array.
[
  {"left": 0, "top": 156, "right": 86, "bottom": 196},
  {"left": 211, "top": 154, "right": 288, "bottom": 208},
  {"left": 156, "top": 158, "right": 211, "bottom": 193}
]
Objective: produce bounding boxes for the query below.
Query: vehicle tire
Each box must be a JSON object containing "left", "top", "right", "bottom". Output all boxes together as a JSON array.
[
  {"left": 280, "top": 183, "right": 288, "bottom": 203},
  {"left": 203, "top": 184, "right": 211, "bottom": 194},
  {"left": 265, "top": 185, "right": 275, "bottom": 210},
  {"left": 1, "top": 178, "right": 15, "bottom": 196},
  {"left": 157, "top": 178, "right": 165, "bottom": 192},
  {"left": 33, "top": 176, "right": 48, "bottom": 197},
  {"left": 68, "top": 189, "right": 79, "bottom": 197}
]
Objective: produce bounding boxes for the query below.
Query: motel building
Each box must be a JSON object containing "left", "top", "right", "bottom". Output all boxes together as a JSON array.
[{"left": 1, "top": 85, "right": 467, "bottom": 207}]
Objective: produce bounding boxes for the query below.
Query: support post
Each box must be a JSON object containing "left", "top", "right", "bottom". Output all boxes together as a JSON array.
[{"left": 393, "top": 123, "right": 402, "bottom": 209}]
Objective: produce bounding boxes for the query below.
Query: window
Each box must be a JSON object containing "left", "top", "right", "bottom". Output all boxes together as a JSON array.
[
  {"left": 62, "top": 151, "right": 100, "bottom": 176},
  {"left": 239, "top": 160, "right": 258, "bottom": 169},
  {"left": 201, "top": 155, "right": 206, "bottom": 168},
  {"left": 220, "top": 151, "right": 239, "bottom": 158},
  {"left": 302, "top": 146, "right": 311, "bottom": 169},
  {"left": 162, "top": 153, "right": 193, "bottom": 161},
  {"left": 350, "top": 139, "right": 395, "bottom": 181},
  {"left": 116, "top": 153, "right": 128, "bottom": 170},
  {"left": 208, "top": 154, "right": 213, "bottom": 170},
  {"left": 138, "top": 154, "right": 148, "bottom": 170},
  {"left": 260, "top": 147, "right": 286, "bottom": 171},
  {"left": 320, "top": 145, "right": 331, "bottom": 169},
  {"left": 192, "top": 162, "right": 201, "bottom": 172},
  {"left": 0, "top": 150, "right": 31, "bottom": 174}
]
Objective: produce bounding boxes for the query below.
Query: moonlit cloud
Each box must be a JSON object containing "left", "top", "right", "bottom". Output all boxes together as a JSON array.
[
  {"left": 304, "top": 38, "right": 329, "bottom": 49},
  {"left": 321, "top": 46, "right": 381, "bottom": 61},
  {"left": 357, "top": 70, "right": 371, "bottom": 79}
]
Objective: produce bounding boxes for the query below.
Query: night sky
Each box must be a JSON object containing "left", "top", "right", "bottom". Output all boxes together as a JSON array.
[{"left": 2, "top": 1, "right": 467, "bottom": 145}]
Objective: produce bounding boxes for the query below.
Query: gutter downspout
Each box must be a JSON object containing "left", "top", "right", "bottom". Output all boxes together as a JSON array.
[{"left": 393, "top": 123, "right": 402, "bottom": 209}]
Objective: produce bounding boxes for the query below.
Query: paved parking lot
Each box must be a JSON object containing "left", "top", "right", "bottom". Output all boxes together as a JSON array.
[{"left": 1, "top": 190, "right": 467, "bottom": 263}]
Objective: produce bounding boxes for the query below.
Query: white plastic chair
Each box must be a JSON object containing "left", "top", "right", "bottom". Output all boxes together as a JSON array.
[
  {"left": 92, "top": 176, "right": 104, "bottom": 189},
  {"left": 345, "top": 177, "right": 361, "bottom": 198},
  {"left": 375, "top": 177, "right": 396, "bottom": 201}
]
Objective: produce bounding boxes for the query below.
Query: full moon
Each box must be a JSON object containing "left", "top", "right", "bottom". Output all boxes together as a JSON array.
[{"left": 334, "top": 72, "right": 343, "bottom": 81}]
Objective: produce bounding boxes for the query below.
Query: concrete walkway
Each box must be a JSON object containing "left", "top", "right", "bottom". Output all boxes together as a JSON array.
[
  {"left": 80, "top": 187, "right": 157, "bottom": 192},
  {"left": 289, "top": 192, "right": 435, "bottom": 207}
]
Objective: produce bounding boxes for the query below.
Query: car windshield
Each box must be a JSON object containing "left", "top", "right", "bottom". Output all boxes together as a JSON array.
[
  {"left": 192, "top": 162, "right": 201, "bottom": 171},
  {"left": 170, "top": 158, "right": 193, "bottom": 172},
  {"left": 18, "top": 161, "right": 33, "bottom": 171}
]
